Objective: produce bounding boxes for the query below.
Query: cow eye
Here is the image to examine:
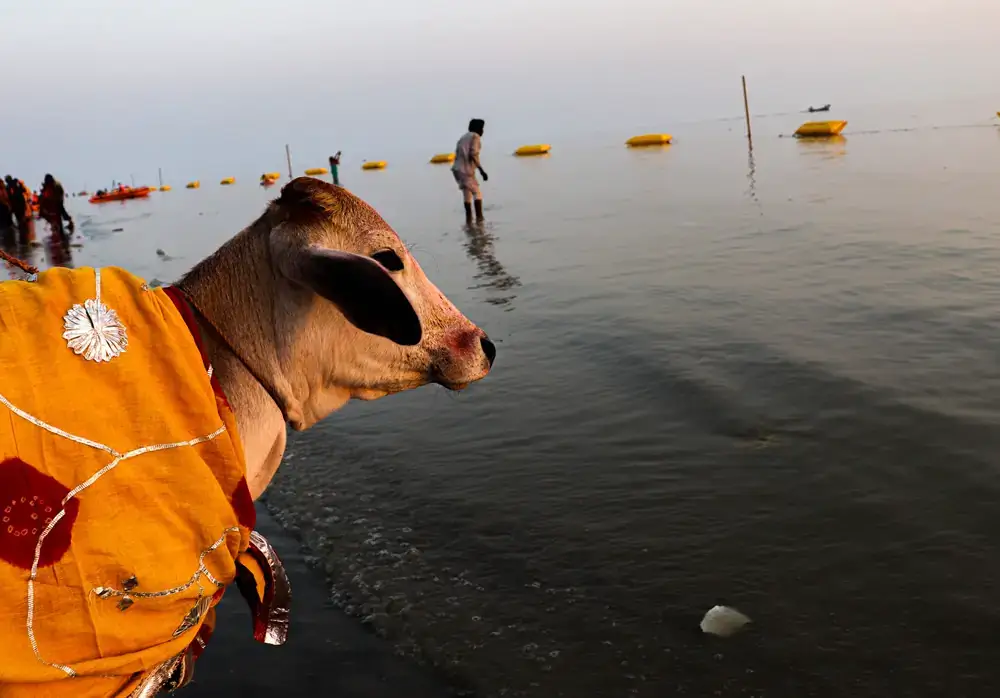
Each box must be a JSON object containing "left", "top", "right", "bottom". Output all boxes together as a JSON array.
[{"left": 372, "top": 249, "right": 404, "bottom": 272}]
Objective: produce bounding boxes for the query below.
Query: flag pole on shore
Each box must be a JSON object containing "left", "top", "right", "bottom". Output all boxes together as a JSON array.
[
  {"left": 742, "top": 75, "right": 753, "bottom": 150},
  {"left": 285, "top": 144, "right": 293, "bottom": 179}
]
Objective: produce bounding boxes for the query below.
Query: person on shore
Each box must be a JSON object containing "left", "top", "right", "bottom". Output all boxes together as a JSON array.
[
  {"left": 39, "top": 173, "right": 74, "bottom": 242},
  {"left": 5, "top": 175, "right": 34, "bottom": 245},
  {"left": 0, "top": 179, "right": 14, "bottom": 246},
  {"left": 329, "top": 151, "right": 341, "bottom": 187},
  {"left": 452, "top": 119, "right": 488, "bottom": 223}
]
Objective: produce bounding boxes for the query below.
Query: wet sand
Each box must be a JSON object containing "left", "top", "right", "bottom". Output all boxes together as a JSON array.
[{"left": 179, "top": 503, "right": 456, "bottom": 697}]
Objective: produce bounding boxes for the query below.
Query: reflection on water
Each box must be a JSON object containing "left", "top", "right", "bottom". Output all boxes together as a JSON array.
[
  {"left": 796, "top": 134, "right": 848, "bottom": 158},
  {"left": 1, "top": 227, "right": 76, "bottom": 279},
  {"left": 1, "top": 228, "right": 16, "bottom": 254},
  {"left": 744, "top": 147, "right": 758, "bottom": 205},
  {"left": 44, "top": 235, "right": 75, "bottom": 269},
  {"left": 461, "top": 222, "right": 521, "bottom": 308}
]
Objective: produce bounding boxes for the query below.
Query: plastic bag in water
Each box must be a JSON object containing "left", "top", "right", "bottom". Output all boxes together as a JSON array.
[{"left": 700, "top": 605, "right": 751, "bottom": 637}]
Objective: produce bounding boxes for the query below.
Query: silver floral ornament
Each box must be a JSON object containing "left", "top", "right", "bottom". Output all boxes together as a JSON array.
[{"left": 62, "top": 268, "right": 128, "bottom": 363}]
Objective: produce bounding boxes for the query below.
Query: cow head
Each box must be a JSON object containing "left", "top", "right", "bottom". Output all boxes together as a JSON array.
[{"left": 263, "top": 177, "right": 495, "bottom": 426}]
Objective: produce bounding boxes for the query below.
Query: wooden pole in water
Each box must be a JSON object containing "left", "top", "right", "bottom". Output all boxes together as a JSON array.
[
  {"left": 742, "top": 75, "right": 753, "bottom": 149},
  {"left": 158, "top": 167, "right": 163, "bottom": 188},
  {"left": 285, "top": 144, "right": 293, "bottom": 179}
]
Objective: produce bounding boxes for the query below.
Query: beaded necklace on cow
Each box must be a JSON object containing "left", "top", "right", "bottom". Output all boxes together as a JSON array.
[{"left": 168, "top": 285, "right": 291, "bottom": 424}]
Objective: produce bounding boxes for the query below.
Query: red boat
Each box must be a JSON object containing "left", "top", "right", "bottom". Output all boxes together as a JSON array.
[{"left": 89, "top": 186, "right": 153, "bottom": 204}]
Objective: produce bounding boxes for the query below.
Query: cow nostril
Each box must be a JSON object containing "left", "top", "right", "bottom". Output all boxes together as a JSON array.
[{"left": 480, "top": 336, "right": 496, "bottom": 367}]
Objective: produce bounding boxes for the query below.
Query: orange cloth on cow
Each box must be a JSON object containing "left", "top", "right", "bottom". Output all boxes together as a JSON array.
[{"left": 0, "top": 267, "right": 254, "bottom": 697}]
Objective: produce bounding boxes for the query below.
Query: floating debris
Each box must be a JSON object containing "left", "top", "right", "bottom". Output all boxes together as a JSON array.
[
  {"left": 700, "top": 605, "right": 751, "bottom": 637},
  {"left": 626, "top": 133, "right": 672, "bottom": 147},
  {"left": 514, "top": 144, "right": 551, "bottom": 157},
  {"left": 794, "top": 120, "right": 847, "bottom": 138}
]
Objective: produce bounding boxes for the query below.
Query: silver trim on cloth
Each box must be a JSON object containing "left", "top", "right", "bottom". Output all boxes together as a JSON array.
[
  {"left": 92, "top": 527, "right": 239, "bottom": 607},
  {"left": 127, "top": 650, "right": 194, "bottom": 697},
  {"left": 249, "top": 530, "right": 291, "bottom": 646},
  {"left": 0, "top": 387, "right": 227, "bottom": 676}
]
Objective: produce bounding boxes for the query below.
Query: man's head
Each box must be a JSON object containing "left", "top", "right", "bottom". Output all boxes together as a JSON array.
[
  {"left": 44, "top": 174, "right": 54, "bottom": 185},
  {"left": 468, "top": 119, "right": 485, "bottom": 136}
]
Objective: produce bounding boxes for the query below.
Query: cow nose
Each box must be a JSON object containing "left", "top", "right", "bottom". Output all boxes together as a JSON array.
[{"left": 480, "top": 336, "right": 496, "bottom": 367}]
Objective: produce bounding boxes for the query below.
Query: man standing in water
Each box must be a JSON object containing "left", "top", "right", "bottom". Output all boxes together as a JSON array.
[
  {"left": 4, "top": 175, "right": 34, "bottom": 245},
  {"left": 39, "top": 174, "right": 74, "bottom": 242},
  {"left": 452, "top": 118, "right": 488, "bottom": 223},
  {"left": 0, "top": 177, "right": 13, "bottom": 244},
  {"left": 329, "top": 151, "right": 341, "bottom": 187}
]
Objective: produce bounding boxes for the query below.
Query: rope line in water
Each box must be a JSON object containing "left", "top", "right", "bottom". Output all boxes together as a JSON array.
[{"left": 0, "top": 249, "right": 39, "bottom": 276}]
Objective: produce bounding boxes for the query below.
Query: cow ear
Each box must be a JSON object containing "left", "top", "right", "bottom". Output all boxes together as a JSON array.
[{"left": 280, "top": 246, "right": 422, "bottom": 346}]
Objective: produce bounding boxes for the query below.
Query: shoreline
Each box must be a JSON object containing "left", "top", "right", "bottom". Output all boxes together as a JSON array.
[{"left": 179, "top": 503, "right": 458, "bottom": 697}]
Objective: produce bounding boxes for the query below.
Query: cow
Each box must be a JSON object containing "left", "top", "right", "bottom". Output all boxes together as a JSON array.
[{"left": 0, "top": 177, "right": 495, "bottom": 696}]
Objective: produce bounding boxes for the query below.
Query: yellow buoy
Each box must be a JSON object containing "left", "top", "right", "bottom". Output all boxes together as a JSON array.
[
  {"left": 514, "top": 144, "right": 550, "bottom": 156},
  {"left": 430, "top": 153, "right": 455, "bottom": 164},
  {"left": 304, "top": 167, "right": 329, "bottom": 176},
  {"left": 159, "top": 185, "right": 172, "bottom": 192},
  {"left": 794, "top": 121, "right": 848, "bottom": 138},
  {"left": 362, "top": 161, "right": 387, "bottom": 170},
  {"left": 220, "top": 177, "right": 235, "bottom": 185},
  {"left": 186, "top": 181, "right": 200, "bottom": 189},
  {"left": 626, "top": 133, "right": 672, "bottom": 147}
]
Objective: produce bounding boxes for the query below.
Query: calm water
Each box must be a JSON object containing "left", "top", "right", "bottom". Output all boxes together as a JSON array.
[{"left": 16, "top": 99, "right": 1000, "bottom": 697}]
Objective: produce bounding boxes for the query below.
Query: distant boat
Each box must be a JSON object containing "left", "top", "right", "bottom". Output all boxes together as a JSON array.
[
  {"left": 807, "top": 104, "right": 832, "bottom": 113},
  {"left": 89, "top": 186, "right": 153, "bottom": 204}
]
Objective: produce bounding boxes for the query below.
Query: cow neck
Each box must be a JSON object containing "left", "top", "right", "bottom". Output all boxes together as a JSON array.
[{"left": 163, "top": 285, "right": 290, "bottom": 424}]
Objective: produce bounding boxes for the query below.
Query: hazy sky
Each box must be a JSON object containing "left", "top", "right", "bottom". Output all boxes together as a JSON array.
[{"left": 2, "top": 0, "right": 998, "bottom": 187}]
